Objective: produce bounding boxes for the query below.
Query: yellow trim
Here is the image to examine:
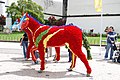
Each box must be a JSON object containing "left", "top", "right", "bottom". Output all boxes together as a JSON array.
[
  {"left": 31, "top": 47, "right": 38, "bottom": 59},
  {"left": 33, "top": 25, "right": 46, "bottom": 43},
  {"left": 65, "top": 43, "right": 77, "bottom": 69},
  {"left": 55, "top": 53, "right": 57, "bottom": 59},
  {"left": 32, "top": 47, "right": 37, "bottom": 52},
  {"left": 43, "top": 29, "right": 64, "bottom": 50},
  {"left": 25, "top": 18, "right": 29, "bottom": 20},
  {"left": 71, "top": 53, "right": 75, "bottom": 69},
  {"left": 28, "top": 27, "right": 34, "bottom": 42},
  {"left": 28, "top": 27, "right": 33, "bottom": 34}
]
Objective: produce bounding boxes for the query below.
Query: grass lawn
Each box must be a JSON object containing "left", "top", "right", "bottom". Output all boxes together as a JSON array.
[
  {"left": 0, "top": 31, "right": 23, "bottom": 42},
  {"left": 87, "top": 36, "right": 120, "bottom": 45},
  {"left": 0, "top": 31, "right": 120, "bottom": 45},
  {"left": 87, "top": 37, "right": 106, "bottom": 45}
]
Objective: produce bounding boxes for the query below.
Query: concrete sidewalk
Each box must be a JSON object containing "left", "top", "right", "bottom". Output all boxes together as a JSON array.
[{"left": 0, "top": 42, "right": 120, "bottom": 80}]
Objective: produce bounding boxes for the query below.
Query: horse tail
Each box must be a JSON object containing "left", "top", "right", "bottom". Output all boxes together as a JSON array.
[{"left": 82, "top": 32, "right": 92, "bottom": 60}]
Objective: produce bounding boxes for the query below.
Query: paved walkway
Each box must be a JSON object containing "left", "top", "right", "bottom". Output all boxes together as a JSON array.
[{"left": 0, "top": 42, "right": 120, "bottom": 80}]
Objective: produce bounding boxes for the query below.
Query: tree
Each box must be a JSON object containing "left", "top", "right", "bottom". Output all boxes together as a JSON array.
[
  {"left": 6, "top": 0, "right": 44, "bottom": 23},
  {"left": 0, "top": 14, "right": 6, "bottom": 31},
  {"left": 0, "top": 14, "right": 6, "bottom": 25}
]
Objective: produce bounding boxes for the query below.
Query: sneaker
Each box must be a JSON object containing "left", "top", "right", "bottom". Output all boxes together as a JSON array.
[
  {"left": 68, "top": 60, "right": 71, "bottom": 62},
  {"left": 104, "top": 58, "right": 108, "bottom": 60},
  {"left": 67, "top": 68, "right": 73, "bottom": 71},
  {"left": 35, "top": 60, "right": 38, "bottom": 64},
  {"left": 24, "top": 58, "right": 28, "bottom": 61},
  {"left": 53, "top": 58, "right": 56, "bottom": 61},
  {"left": 53, "top": 60, "right": 58, "bottom": 63},
  {"left": 109, "top": 58, "right": 113, "bottom": 60}
]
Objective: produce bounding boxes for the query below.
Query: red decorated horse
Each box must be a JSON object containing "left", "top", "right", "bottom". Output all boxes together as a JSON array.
[
  {"left": 20, "top": 17, "right": 60, "bottom": 63},
  {"left": 25, "top": 27, "right": 60, "bottom": 63},
  {"left": 19, "top": 13, "right": 92, "bottom": 76}
]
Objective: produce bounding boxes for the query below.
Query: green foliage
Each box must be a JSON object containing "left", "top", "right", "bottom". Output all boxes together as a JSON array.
[
  {"left": 44, "top": 19, "right": 50, "bottom": 25},
  {"left": 82, "top": 32, "right": 92, "bottom": 60},
  {"left": 44, "top": 16, "right": 66, "bottom": 26},
  {"left": 6, "top": 0, "right": 44, "bottom": 23}
]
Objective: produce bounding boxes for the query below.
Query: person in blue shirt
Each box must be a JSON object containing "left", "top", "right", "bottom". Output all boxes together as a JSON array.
[{"left": 104, "top": 26, "right": 117, "bottom": 60}]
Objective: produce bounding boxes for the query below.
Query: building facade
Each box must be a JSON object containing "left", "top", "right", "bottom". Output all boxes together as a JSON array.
[
  {"left": 1, "top": 0, "right": 120, "bottom": 33},
  {"left": 25, "top": 0, "right": 120, "bottom": 34}
]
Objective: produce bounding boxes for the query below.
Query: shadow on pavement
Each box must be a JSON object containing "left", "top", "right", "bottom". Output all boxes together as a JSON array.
[
  {"left": 0, "top": 68, "right": 89, "bottom": 79},
  {"left": 96, "top": 59, "right": 120, "bottom": 65},
  {"left": 0, "top": 57, "right": 32, "bottom": 63},
  {"left": 0, "top": 57, "right": 92, "bottom": 79}
]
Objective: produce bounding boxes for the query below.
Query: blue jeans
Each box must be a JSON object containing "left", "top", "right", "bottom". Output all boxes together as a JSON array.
[
  {"left": 35, "top": 51, "right": 39, "bottom": 59},
  {"left": 105, "top": 43, "right": 114, "bottom": 59},
  {"left": 68, "top": 49, "right": 72, "bottom": 62},
  {"left": 22, "top": 41, "right": 28, "bottom": 58}
]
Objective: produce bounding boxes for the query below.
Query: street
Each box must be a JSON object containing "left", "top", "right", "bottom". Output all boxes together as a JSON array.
[{"left": 0, "top": 42, "right": 120, "bottom": 80}]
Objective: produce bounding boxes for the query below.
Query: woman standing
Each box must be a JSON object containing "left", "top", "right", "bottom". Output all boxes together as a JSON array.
[
  {"left": 20, "top": 32, "right": 28, "bottom": 60},
  {"left": 104, "top": 26, "right": 117, "bottom": 60}
]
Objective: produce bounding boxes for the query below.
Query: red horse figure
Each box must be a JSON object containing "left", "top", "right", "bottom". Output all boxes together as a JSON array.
[
  {"left": 21, "top": 17, "right": 60, "bottom": 63},
  {"left": 25, "top": 27, "right": 60, "bottom": 63},
  {"left": 20, "top": 13, "right": 92, "bottom": 76},
  {"left": 22, "top": 28, "right": 38, "bottom": 63}
]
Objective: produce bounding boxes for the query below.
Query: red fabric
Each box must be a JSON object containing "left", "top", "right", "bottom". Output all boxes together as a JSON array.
[
  {"left": 23, "top": 28, "right": 37, "bottom": 62},
  {"left": 21, "top": 14, "right": 91, "bottom": 74},
  {"left": 54, "top": 47, "right": 60, "bottom": 61},
  {"left": 22, "top": 16, "right": 60, "bottom": 62}
]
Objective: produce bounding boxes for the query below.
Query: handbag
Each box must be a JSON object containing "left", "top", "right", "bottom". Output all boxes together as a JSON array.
[
  {"left": 112, "top": 43, "right": 117, "bottom": 51},
  {"left": 109, "top": 38, "right": 117, "bottom": 51}
]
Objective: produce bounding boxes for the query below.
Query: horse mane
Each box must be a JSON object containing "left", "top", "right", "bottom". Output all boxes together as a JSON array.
[
  {"left": 26, "top": 14, "right": 44, "bottom": 32},
  {"left": 28, "top": 14, "right": 43, "bottom": 26},
  {"left": 26, "top": 14, "right": 81, "bottom": 31}
]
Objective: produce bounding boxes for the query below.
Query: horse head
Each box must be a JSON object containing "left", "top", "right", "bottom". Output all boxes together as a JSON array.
[
  {"left": 19, "top": 13, "right": 44, "bottom": 33},
  {"left": 19, "top": 13, "right": 30, "bottom": 31}
]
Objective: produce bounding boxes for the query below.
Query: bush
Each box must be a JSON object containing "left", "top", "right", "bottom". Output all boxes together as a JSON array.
[{"left": 83, "top": 32, "right": 107, "bottom": 37}]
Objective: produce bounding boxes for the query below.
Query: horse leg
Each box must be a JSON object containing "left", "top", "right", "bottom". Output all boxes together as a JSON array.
[
  {"left": 53, "top": 47, "right": 60, "bottom": 61},
  {"left": 38, "top": 45, "right": 46, "bottom": 73},
  {"left": 30, "top": 46, "right": 38, "bottom": 64},
  {"left": 26, "top": 43, "right": 32, "bottom": 59},
  {"left": 69, "top": 44, "right": 92, "bottom": 76},
  {"left": 68, "top": 52, "right": 77, "bottom": 71},
  {"left": 77, "top": 50, "right": 91, "bottom": 76}
]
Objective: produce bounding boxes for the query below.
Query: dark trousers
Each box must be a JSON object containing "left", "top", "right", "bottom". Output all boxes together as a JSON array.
[
  {"left": 22, "top": 41, "right": 28, "bottom": 58},
  {"left": 68, "top": 49, "right": 72, "bottom": 62}
]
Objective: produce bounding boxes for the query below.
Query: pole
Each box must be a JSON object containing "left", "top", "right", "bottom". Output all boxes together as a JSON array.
[
  {"left": 62, "top": 0, "right": 68, "bottom": 24},
  {"left": 99, "top": 12, "right": 103, "bottom": 55},
  {"left": 99, "top": 0, "right": 103, "bottom": 55}
]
